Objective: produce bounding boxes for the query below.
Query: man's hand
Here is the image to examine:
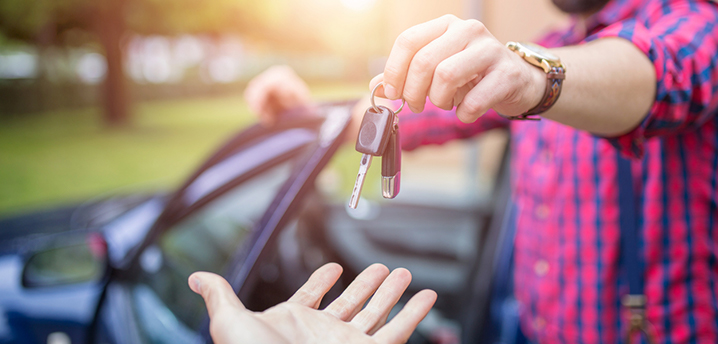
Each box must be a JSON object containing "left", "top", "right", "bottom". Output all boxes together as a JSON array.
[
  {"left": 244, "top": 65, "right": 368, "bottom": 144},
  {"left": 244, "top": 65, "right": 314, "bottom": 126},
  {"left": 371, "top": 14, "right": 656, "bottom": 136},
  {"left": 370, "top": 14, "right": 545, "bottom": 123},
  {"left": 188, "top": 263, "right": 437, "bottom": 344}
]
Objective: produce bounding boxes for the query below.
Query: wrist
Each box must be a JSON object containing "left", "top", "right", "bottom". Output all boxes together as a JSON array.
[
  {"left": 505, "top": 42, "right": 566, "bottom": 120},
  {"left": 527, "top": 65, "right": 547, "bottom": 114}
]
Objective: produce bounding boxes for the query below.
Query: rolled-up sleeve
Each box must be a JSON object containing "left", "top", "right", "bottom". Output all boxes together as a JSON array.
[
  {"left": 398, "top": 101, "right": 509, "bottom": 151},
  {"left": 585, "top": 1, "right": 718, "bottom": 158}
]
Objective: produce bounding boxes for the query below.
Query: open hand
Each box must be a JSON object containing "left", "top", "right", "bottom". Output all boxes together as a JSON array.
[
  {"left": 370, "top": 14, "right": 545, "bottom": 123},
  {"left": 188, "top": 263, "right": 437, "bottom": 344}
]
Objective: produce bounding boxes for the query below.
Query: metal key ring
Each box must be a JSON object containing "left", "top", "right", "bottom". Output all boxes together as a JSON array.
[{"left": 371, "top": 82, "right": 405, "bottom": 115}]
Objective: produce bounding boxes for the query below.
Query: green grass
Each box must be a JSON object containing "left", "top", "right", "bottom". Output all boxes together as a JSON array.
[{"left": 0, "top": 82, "right": 368, "bottom": 216}]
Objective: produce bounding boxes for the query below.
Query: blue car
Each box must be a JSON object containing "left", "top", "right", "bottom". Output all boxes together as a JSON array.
[{"left": 0, "top": 101, "right": 516, "bottom": 344}]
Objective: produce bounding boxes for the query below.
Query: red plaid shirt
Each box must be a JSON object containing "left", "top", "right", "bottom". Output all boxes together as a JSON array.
[{"left": 398, "top": 0, "right": 718, "bottom": 342}]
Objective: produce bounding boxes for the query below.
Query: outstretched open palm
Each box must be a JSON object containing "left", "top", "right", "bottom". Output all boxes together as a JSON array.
[{"left": 189, "top": 263, "right": 437, "bottom": 344}]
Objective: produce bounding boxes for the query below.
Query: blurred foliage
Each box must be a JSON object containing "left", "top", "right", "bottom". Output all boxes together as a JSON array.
[
  {"left": 126, "top": 0, "right": 278, "bottom": 35},
  {"left": 0, "top": 0, "right": 390, "bottom": 56},
  {"left": 0, "top": 0, "right": 384, "bottom": 124},
  {"left": 0, "top": 0, "right": 66, "bottom": 42},
  {"left": 0, "top": 0, "right": 283, "bottom": 43},
  {"left": 0, "top": 0, "right": 369, "bottom": 53},
  {"left": 0, "top": 82, "right": 368, "bottom": 216}
]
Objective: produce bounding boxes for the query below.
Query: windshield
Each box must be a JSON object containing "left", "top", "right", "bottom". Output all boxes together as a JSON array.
[{"left": 134, "top": 161, "right": 294, "bottom": 333}]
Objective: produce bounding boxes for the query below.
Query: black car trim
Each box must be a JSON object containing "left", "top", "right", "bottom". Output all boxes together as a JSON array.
[
  {"left": 182, "top": 128, "right": 316, "bottom": 205},
  {"left": 225, "top": 103, "right": 353, "bottom": 301},
  {"left": 173, "top": 109, "right": 326, "bottom": 190}
]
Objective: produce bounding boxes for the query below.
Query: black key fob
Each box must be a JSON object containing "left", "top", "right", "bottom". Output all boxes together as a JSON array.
[{"left": 355, "top": 105, "right": 395, "bottom": 156}]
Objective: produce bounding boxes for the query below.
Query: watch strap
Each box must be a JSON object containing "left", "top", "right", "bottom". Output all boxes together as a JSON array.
[{"left": 509, "top": 66, "right": 565, "bottom": 120}]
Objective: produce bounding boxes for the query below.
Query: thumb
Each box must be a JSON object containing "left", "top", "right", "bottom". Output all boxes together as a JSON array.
[{"left": 189, "top": 271, "right": 245, "bottom": 318}]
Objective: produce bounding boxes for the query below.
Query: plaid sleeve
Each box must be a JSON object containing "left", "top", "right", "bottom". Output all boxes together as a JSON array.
[
  {"left": 585, "top": 0, "right": 718, "bottom": 158},
  {"left": 399, "top": 101, "right": 510, "bottom": 151}
]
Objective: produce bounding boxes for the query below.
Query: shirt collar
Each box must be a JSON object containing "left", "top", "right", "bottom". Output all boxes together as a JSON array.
[{"left": 557, "top": 0, "right": 644, "bottom": 43}]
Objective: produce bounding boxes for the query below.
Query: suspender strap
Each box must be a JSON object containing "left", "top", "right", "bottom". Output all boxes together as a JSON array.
[
  {"left": 616, "top": 154, "right": 656, "bottom": 344},
  {"left": 617, "top": 155, "right": 642, "bottom": 294}
]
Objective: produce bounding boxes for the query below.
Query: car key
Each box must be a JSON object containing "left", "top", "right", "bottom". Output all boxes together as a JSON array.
[
  {"left": 349, "top": 83, "right": 405, "bottom": 209},
  {"left": 355, "top": 104, "right": 395, "bottom": 156},
  {"left": 349, "top": 153, "right": 372, "bottom": 209},
  {"left": 349, "top": 104, "right": 394, "bottom": 208},
  {"left": 381, "top": 120, "right": 400, "bottom": 198}
]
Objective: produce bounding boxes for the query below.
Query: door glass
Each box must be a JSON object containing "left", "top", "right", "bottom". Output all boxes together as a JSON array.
[{"left": 134, "top": 162, "right": 293, "bottom": 332}]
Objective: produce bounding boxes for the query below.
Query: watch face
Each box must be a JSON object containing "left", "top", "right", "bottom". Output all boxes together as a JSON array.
[{"left": 521, "top": 42, "right": 560, "bottom": 61}]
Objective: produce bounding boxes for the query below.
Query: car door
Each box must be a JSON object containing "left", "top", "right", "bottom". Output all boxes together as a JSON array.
[{"left": 92, "top": 101, "right": 355, "bottom": 344}]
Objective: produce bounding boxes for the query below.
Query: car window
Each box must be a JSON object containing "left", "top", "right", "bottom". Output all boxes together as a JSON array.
[
  {"left": 131, "top": 284, "right": 201, "bottom": 344},
  {"left": 134, "top": 161, "right": 294, "bottom": 332}
]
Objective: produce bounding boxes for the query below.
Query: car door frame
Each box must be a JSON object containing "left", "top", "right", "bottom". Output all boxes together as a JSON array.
[{"left": 113, "top": 100, "right": 356, "bottom": 343}]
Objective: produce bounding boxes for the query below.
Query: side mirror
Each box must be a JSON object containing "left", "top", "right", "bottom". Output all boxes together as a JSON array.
[{"left": 22, "top": 234, "right": 108, "bottom": 288}]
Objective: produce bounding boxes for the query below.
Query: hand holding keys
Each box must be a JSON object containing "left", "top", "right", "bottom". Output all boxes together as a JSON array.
[{"left": 349, "top": 83, "right": 405, "bottom": 209}]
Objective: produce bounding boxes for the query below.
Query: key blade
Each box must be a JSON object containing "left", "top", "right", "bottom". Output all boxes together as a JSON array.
[{"left": 349, "top": 154, "right": 373, "bottom": 209}]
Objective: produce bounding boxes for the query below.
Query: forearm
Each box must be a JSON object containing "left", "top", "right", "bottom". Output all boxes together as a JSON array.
[{"left": 541, "top": 38, "right": 656, "bottom": 137}]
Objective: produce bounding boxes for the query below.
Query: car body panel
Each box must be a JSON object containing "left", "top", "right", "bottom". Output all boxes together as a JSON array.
[
  {"left": 0, "top": 255, "right": 105, "bottom": 344},
  {"left": 104, "top": 197, "right": 165, "bottom": 265}
]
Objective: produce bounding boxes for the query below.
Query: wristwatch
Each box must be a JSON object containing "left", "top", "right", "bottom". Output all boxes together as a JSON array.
[{"left": 506, "top": 41, "right": 566, "bottom": 120}]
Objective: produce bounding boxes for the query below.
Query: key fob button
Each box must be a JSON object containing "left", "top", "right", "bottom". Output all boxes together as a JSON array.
[{"left": 359, "top": 122, "right": 377, "bottom": 147}]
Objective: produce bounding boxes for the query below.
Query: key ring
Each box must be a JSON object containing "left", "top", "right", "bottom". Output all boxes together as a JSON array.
[{"left": 371, "top": 82, "right": 405, "bottom": 115}]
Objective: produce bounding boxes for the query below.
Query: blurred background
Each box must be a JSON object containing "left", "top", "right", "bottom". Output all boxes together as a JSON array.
[
  {"left": 0, "top": 0, "right": 565, "bottom": 217},
  {"left": 0, "top": 1, "right": 575, "bottom": 343}
]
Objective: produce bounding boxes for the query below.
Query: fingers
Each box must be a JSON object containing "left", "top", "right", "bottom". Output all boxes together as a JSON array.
[
  {"left": 428, "top": 42, "right": 496, "bottom": 110},
  {"left": 373, "top": 289, "right": 438, "bottom": 344},
  {"left": 324, "top": 263, "right": 391, "bottom": 321},
  {"left": 350, "top": 268, "right": 412, "bottom": 334},
  {"left": 383, "top": 15, "right": 455, "bottom": 100},
  {"left": 452, "top": 78, "right": 481, "bottom": 110},
  {"left": 380, "top": 15, "right": 506, "bottom": 116},
  {"left": 244, "top": 81, "right": 271, "bottom": 123},
  {"left": 188, "top": 272, "right": 245, "bottom": 319},
  {"left": 456, "top": 70, "right": 510, "bottom": 123},
  {"left": 402, "top": 20, "right": 483, "bottom": 113},
  {"left": 287, "top": 262, "right": 343, "bottom": 309},
  {"left": 245, "top": 68, "right": 280, "bottom": 123},
  {"left": 244, "top": 65, "right": 312, "bottom": 126},
  {"left": 276, "top": 76, "right": 312, "bottom": 110}
]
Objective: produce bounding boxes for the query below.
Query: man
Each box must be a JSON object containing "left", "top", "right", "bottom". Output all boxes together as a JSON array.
[{"left": 213, "top": 0, "right": 718, "bottom": 342}]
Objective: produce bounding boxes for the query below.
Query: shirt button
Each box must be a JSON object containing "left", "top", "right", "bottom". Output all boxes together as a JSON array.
[
  {"left": 534, "top": 260, "right": 550, "bottom": 276},
  {"left": 535, "top": 204, "right": 550, "bottom": 219}
]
